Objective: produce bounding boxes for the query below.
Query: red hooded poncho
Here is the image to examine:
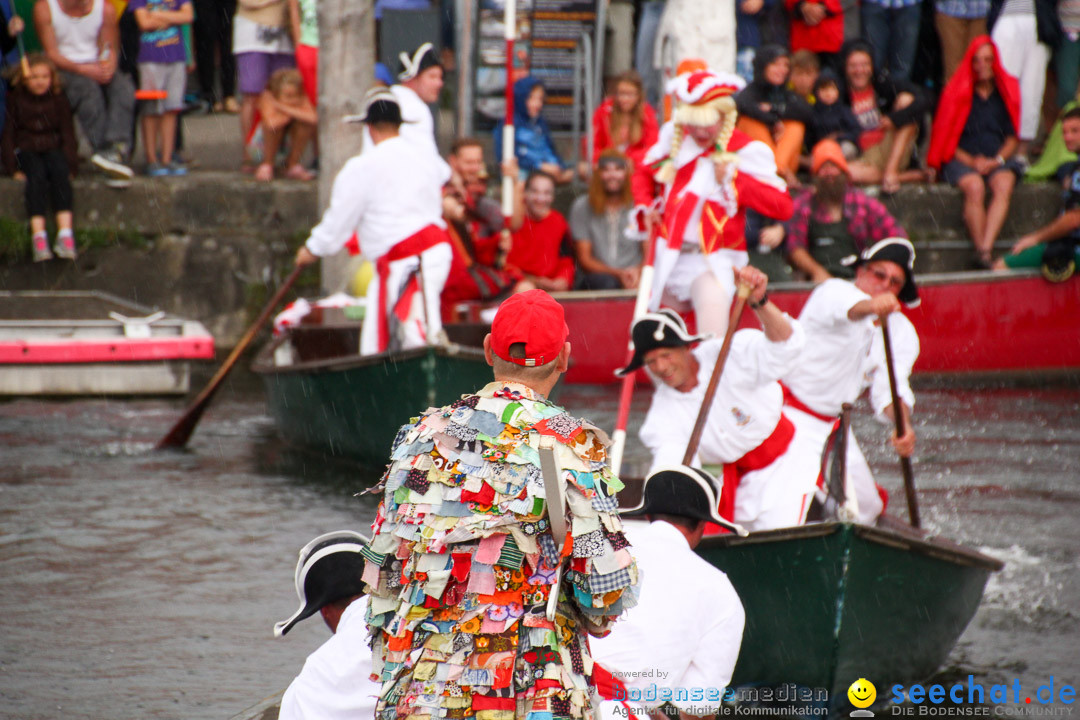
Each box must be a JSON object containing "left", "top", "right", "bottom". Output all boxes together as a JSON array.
[{"left": 926, "top": 36, "right": 1020, "bottom": 171}]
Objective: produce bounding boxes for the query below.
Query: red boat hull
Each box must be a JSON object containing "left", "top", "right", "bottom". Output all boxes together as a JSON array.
[{"left": 546, "top": 271, "right": 1080, "bottom": 384}]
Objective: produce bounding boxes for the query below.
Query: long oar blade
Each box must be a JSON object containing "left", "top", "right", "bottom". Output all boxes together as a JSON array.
[{"left": 157, "top": 265, "right": 304, "bottom": 449}]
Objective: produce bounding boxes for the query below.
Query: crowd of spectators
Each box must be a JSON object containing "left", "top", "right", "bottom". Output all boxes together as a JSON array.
[{"left": 4, "top": 0, "right": 1080, "bottom": 274}]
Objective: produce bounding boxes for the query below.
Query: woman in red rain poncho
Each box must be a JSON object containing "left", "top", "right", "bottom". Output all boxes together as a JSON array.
[{"left": 927, "top": 36, "right": 1021, "bottom": 269}]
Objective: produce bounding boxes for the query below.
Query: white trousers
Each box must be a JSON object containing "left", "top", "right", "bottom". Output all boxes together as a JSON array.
[
  {"left": 992, "top": 14, "right": 1050, "bottom": 141},
  {"left": 359, "top": 243, "right": 452, "bottom": 356},
  {"left": 732, "top": 422, "right": 823, "bottom": 532},
  {"left": 784, "top": 406, "right": 884, "bottom": 525}
]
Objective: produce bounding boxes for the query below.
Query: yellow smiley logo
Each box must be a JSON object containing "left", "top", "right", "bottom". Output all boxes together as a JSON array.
[{"left": 848, "top": 678, "right": 877, "bottom": 709}]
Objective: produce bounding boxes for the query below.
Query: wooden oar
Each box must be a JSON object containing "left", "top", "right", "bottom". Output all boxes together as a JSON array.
[
  {"left": 609, "top": 213, "right": 660, "bottom": 476},
  {"left": 682, "top": 282, "right": 752, "bottom": 464},
  {"left": 157, "top": 265, "right": 304, "bottom": 449},
  {"left": 881, "top": 314, "right": 921, "bottom": 528}
]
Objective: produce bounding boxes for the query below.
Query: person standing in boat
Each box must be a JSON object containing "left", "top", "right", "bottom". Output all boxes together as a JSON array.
[
  {"left": 273, "top": 530, "right": 380, "bottom": 720},
  {"left": 640, "top": 69, "right": 793, "bottom": 337},
  {"left": 622, "top": 265, "right": 820, "bottom": 532},
  {"left": 591, "top": 466, "right": 745, "bottom": 720},
  {"left": 364, "top": 290, "right": 637, "bottom": 720},
  {"left": 295, "top": 88, "right": 451, "bottom": 355},
  {"left": 780, "top": 237, "right": 921, "bottom": 524}
]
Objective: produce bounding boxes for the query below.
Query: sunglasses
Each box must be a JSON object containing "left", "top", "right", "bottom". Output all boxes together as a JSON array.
[{"left": 869, "top": 267, "right": 905, "bottom": 290}]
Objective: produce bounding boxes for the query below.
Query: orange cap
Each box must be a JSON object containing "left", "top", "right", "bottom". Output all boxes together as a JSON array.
[
  {"left": 676, "top": 58, "right": 708, "bottom": 76},
  {"left": 811, "top": 139, "right": 850, "bottom": 176}
]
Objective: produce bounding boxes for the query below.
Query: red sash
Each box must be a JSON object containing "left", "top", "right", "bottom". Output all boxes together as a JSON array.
[
  {"left": 374, "top": 225, "right": 449, "bottom": 352},
  {"left": 704, "top": 413, "right": 796, "bottom": 533},
  {"left": 593, "top": 664, "right": 641, "bottom": 720},
  {"left": 780, "top": 383, "right": 838, "bottom": 424}
]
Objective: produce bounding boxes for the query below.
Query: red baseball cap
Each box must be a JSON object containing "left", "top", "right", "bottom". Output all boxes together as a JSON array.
[{"left": 490, "top": 290, "right": 569, "bottom": 367}]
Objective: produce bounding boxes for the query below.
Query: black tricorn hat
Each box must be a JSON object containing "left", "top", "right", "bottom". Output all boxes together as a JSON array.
[
  {"left": 842, "top": 237, "right": 920, "bottom": 308},
  {"left": 398, "top": 42, "right": 443, "bottom": 81},
  {"left": 615, "top": 309, "right": 709, "bottom": 377},
  {"left": 621, "top": 464, "right": 747, "bottom": 536},
  {"left": 346, "top": 88, "right": 405, "bottom": 125},
  {"left": 273, "top": 530, "right": 370, "bottom": 637}
]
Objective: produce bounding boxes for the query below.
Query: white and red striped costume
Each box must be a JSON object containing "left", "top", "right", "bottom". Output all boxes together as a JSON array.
[{"left": 641, "top": 71, "right": 794, "bottom": 310}]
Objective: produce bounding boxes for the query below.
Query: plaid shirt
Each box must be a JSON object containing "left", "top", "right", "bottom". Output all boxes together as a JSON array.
[
  {"left": 934, "top": 0, "right": 990, "bottom": 18},
  {"left": 785, "top": 187, "right": 907, "bottom": 252}
]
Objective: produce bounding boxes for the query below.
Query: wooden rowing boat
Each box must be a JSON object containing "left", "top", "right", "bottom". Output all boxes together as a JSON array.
[
  {"left": 699, "top": 520, "right": 1002, "bottom": 712},
  {"left": 455, "top": 270, "right": 1080, "bottom": 384},
  {"left": 617, "top": 476, "right": 1002, "bottom": 712},
  {"left": 251, "top": 319, "right": 493, "bottom": 465}
]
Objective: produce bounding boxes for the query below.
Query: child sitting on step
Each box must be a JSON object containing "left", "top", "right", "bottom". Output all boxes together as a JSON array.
[
  {"left": 1, "top": 54, "right": 79, "bottom": 261},
  {"left": 254, "top": 68, "right": 316, "bottom": 182}
]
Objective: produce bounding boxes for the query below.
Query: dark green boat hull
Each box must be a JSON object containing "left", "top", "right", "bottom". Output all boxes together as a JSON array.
[
  {"left": 696, "top": 522, "right": 1002, "bottom": 711},
  {"left": 255, "top": 344, "right": 492, "bottom": 465}
]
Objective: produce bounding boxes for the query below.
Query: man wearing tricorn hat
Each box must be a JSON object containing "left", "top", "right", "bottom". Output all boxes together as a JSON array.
[
  {"left": 364, "top": 290, "right": 637, "bottom": 720},
  {"left": 781, "top": 237, "right": 921, "bottom": 523},
  {"left": 363, "top": 42, "right": 444, "bottom": 158},
  {"left": 624, "top": 265, "right": 820, "bottom": 531},
  {"left": 591, "top": 465, "right": 745, "bottom": 720},
  {"left": 640, "top": 69, "right": 794, "bottom": 338},
  {"left": 296, "top": 88, "right": 452, "bottom": 356},
  {"left": 274, "top": 530, "right": 380, "bottom": 720}
]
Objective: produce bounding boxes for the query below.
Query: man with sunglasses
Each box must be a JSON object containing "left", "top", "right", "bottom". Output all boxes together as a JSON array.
[{"left": 780, "top": 238, "right": 921, "bottom": 524}]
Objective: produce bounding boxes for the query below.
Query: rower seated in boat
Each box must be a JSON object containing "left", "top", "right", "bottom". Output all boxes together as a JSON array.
[
  {"left": 592, "top": 465, "right": 745, "bottom": 720},
  {"left": 781, "top": 238, "right": 921, "bottom": 523},
  {"left": 273, "top": 531, "right": 380, "bottom": 720},
  {"left": 623, "top": 266, "right": 820, "bottom": 532},
  {"left": 295, "top": 88, "right": 452, "bottom": 355}
]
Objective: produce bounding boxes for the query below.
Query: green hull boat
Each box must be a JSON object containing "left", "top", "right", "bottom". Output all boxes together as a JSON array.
[
  {"left": 253, "top": 322, "right": 492, "bottom": 465},
  {"left": 695, "top": 520, "right": 1004, "bottom": 712}
]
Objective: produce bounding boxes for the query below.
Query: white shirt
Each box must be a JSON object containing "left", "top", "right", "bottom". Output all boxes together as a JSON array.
[
  {"left": 862, "top": 311, "right": 919, "bottom": 423},
  {"left": 305, "top": 136, "right": 450, "bottom": 260},
  {"left": 781, "top": 279, "right": 878, "bottom": 417},
  {"left": 279, "top": 598, "right": 381, "bottom": 720},
  {"left": 639, "top": 323, "right": 805, "bottom": 472},
  {"left": 362, "top": 85, "right": 440, "bottom": 160},
  {"left": 592, "top": 520, "right": 745, "bottom": 718}
]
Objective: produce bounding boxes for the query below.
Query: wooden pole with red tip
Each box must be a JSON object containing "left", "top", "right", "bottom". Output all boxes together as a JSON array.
[{"left": 497, "top": 0, "right": 517, "bottom": 269}]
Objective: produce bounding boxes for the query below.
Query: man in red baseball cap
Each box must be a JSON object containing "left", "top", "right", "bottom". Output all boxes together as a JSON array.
[
  {"left": 483, "top": 288, "right": 571, "bottom": 396},
  {"left": 366, "top": 288, "right": 637, "bottom": 720}
]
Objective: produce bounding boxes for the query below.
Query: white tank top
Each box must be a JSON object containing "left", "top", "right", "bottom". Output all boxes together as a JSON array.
[{"left": 46, "top": 0, "right": 104, "bottom": 64}]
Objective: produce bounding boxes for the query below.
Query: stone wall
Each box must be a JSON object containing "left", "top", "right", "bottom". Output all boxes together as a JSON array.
[{"left": 0, "top": 172, "right": 1066, "bottom": 345}]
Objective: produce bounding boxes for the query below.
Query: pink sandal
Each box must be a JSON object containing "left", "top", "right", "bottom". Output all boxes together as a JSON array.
[{"left": 254, "top": 163, "right": 274, "bottom": 182}]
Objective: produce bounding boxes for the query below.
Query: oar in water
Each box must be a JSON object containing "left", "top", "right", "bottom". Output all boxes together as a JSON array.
[
  {"left": 682, "top": 280, "right": 752, "bottom": 464},
  {"left": 609, "top": 211, "right": 660, "bottom": 476},
  {"left": 881, "top": 314, "right": 921, "bottom": 528},
  {"left": 157, "top": 265, "right": 304, "bottom": 449}
]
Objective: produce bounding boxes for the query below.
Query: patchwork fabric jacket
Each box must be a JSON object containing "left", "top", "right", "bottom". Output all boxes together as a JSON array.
[{"left": 365, "top": 380, "right": 638, "bottom": 720}]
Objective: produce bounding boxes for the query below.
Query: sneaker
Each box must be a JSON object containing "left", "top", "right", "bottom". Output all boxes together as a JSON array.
[
  {"left": 32, "top": 234, "right": 54, "bottom": 262},
  {"left": 104, "top": 178, "right": 133, "bottom": 189},
  {"left": 91, "top": 149, "right": 135, "bottom": 179},
  {"left": 146, "top": 162, "right": 170, "bottom": 177},
  {"left": 54, "top": 232, "right": 78, "bottom": 260},
  {"left": 167, "top": 161, "right": 188, "bottom": 176}
]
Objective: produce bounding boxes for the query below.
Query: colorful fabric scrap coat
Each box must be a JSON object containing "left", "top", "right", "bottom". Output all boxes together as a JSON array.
[{"left": 365, "top": 380, "right": 638, "bottom": 720}]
